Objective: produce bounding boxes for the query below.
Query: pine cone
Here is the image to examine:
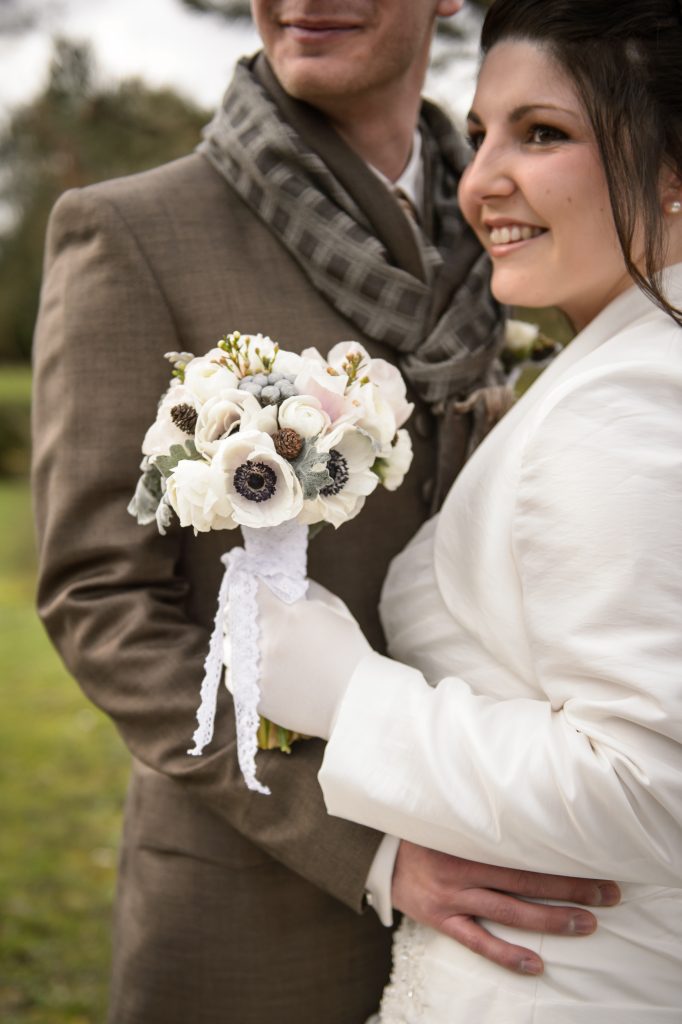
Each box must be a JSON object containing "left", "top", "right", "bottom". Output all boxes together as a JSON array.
[
  {"left": 170, "top": 403, "right": 198, "bottom": 434},
  {"left": 273, "top": 427, "right": 303, "bottom": 461}
]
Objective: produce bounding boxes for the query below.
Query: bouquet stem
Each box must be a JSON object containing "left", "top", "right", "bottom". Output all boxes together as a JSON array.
[{"left": 256, "top": 716, "right": 307, "bottom": 754}]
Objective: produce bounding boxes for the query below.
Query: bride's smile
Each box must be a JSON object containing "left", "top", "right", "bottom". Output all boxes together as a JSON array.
[{"left": 458, "top": 40, "right": 636, "bottom": 329}]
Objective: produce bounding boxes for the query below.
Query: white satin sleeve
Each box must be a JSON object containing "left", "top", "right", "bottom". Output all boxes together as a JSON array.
[{"left": 319, "top": 360, "right": 682, "bottom": 885}]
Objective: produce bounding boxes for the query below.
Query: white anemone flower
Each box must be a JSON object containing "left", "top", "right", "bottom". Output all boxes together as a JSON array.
[
  {"left": 298, "top": 423, "right": 378, "bottom": 529},
  {"left": 214, "top": 430, "right": 303, "bottom": 528}
]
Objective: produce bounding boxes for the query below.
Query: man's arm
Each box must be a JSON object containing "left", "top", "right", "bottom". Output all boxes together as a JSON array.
[{"left": 32, "top": 185, "right": 382, "bottom": 909}]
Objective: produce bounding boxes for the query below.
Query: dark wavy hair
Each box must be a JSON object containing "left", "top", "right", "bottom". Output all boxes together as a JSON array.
[{"left": 480, "top": 0, "right": 682, "bottom": 326}]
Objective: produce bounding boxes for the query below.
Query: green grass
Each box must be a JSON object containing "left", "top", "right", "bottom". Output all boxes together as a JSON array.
[
  {"left": 0, "top": 479, "right": 128, "bottom": 1023},
  {"left": 0, "top": 364, "right": 32, "bottom": 404}
]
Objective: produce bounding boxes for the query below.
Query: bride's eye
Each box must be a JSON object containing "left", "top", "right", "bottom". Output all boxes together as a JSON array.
[
  {"left": 466, "top": 130, "right": 485, "bottom": 153},
  {"left": 527, "top": 124, "right": 569, "bottom": 146}
]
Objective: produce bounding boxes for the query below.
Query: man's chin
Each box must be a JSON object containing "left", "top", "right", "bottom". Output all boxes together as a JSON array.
[{"left": 268, "top": 45, "right": 369, "bottom": 102}]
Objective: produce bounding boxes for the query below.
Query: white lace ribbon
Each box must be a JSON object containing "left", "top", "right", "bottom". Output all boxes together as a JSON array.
[{"left": 187, "top": 521, "right": 309, "bottom": 794}]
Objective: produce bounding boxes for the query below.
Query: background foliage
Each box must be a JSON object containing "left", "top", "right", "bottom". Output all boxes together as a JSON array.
[{"left": 0, "top": 39, "right": 210, "bottom": 363}]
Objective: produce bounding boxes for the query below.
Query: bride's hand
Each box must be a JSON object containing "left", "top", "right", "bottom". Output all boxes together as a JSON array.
[{"left": 253, "top": 581, "right": 372, "bottom": 740}]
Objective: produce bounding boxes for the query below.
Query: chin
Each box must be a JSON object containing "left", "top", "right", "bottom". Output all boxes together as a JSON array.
[{"left": 490, "top": 271, "right": 553, "bottom": 312}]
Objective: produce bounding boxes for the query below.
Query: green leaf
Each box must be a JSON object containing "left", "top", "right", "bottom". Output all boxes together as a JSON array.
[{"left": 153, "top": 439, "right": 203, "bottom": 479}]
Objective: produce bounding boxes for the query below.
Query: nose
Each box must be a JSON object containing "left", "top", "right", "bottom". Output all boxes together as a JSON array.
[{"left": 459, "top": 138, "right": 517, "bottom": 207}]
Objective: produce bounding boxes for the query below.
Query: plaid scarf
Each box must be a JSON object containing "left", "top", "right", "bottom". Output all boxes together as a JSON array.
[{"left": 198, "top": 56, "right": 505, "bottom": 502}]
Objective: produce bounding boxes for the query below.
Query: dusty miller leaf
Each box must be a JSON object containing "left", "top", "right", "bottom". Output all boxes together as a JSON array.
[
  {"left": 153, "top": 439, "right": 203, "bottom": 479},
  {"left": 291, "top": 439, "right": 333, "bottom": 500}
]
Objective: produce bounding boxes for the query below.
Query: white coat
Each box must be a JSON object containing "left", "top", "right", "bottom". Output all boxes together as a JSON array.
[{"left": 320, "top": 266, "right": 682, "bottom": 1022}]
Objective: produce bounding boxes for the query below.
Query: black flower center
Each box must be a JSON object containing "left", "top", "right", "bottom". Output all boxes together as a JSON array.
[
  {"left": 320, "top": 448, "right": 349, "bottom": 497},
  {"left": 233, "top": 461, "right": 278, "bottom": 502}
]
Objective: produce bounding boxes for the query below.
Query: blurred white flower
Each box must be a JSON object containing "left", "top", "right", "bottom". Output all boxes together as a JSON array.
[{"left": 504, "top": 318, "right": 540, "bottom": 354}]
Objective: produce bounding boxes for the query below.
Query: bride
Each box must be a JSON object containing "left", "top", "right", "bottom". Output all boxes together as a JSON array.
[{"left": 256, "top": 0, "right": 682, "bottom": 1020}]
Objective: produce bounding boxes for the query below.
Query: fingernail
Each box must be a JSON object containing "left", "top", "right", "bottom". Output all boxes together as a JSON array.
[
  {"left": 567, "top": 913, "right": 595, "bottom": 935},
  {"left": 519, "top": 958, "right": 542, "bottom": 975},
  {"left": 597, "top": 883, "right": 620, "bottom": 906}
]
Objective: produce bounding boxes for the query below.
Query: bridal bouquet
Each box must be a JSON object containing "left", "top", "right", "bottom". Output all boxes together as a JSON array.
[{"left": 129, "top": 331, "right": 413, "bottom": 793}]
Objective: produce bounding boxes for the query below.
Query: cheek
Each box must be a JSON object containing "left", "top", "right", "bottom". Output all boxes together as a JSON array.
[{"left": 457, "top": 168, "right": 478, "bottom": 230}]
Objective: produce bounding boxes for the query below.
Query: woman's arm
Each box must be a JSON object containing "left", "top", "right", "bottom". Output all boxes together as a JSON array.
[{"left": 262, "top": 360, "right": 682, "bottom": 884}]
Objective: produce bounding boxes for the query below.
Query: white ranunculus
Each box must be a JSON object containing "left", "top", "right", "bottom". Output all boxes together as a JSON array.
[
  {"left": 214, "top": 430, "right": 303, "bottom": 528},
  {"left": 183, "top": 349, "right": 240, "bottom": 403},
  {"left": 165, "top": 458, "right": 236, "bottom": 533},
  {"left": 142, "top": 384, "right": 197, "bottom": 457},
  {"left": 297, "top": 423, "right": 378, "bottom": 529},
  {"left": 373, "top": 429, "right": 413, "bottom": 491},
  {"left": 278, "top": 395, "right": 331, "bottom": 440},
  {"left": 504, "top": 318, "right": 540, "bottom": 354}
]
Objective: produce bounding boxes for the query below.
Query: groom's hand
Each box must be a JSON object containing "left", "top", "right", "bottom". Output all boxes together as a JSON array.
[{"left": 391, "top": 841, "right": 620, "bottom": 976}]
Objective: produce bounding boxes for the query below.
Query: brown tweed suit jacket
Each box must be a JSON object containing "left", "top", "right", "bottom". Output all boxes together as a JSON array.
[{"left": 32, "top": 147, "right": 450, "bottom": 1022}]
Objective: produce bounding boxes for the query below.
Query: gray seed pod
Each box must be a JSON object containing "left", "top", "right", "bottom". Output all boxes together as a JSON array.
[{"left": 260, "top": 385, "right": 281, "bottom": 405}]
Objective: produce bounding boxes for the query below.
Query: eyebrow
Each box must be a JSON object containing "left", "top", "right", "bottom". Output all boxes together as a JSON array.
[{"left": 466, "top": 103, "right": 577, "bottom": 124}]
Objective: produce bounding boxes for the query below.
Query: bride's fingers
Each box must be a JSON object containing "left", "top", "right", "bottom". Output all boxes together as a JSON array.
[
  {"left": 441, "top": 915, "right": 544, "bottom": 975},
  {"left": 454, "top": 888, "right": 597, "bottom": 937}
]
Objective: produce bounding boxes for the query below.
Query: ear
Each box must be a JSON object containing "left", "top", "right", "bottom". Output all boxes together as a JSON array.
[
  {"left": 661, "top": 166, "right": 682, "bottom": 215},
  {"left": 436, "top": 0, "right": 465, "bottom": 17}
]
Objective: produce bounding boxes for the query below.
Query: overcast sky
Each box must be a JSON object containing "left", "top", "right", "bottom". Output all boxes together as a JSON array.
[{"left": 0, "top": 0, "right": 481, "bottom": 123}]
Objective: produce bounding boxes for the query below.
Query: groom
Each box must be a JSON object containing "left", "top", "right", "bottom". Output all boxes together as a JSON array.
[{"left": 32, "top": 1, "right": 614, "bottom": 1022}]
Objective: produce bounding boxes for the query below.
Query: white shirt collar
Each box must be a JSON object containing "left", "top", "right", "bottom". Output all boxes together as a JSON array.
[{"left": 369, "top": 130, "right": 424, "bottom": 218}]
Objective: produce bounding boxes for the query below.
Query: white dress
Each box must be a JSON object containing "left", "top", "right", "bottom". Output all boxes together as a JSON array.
[{"left": 319, "top": 267, "right": 682, "bottom": 1023}]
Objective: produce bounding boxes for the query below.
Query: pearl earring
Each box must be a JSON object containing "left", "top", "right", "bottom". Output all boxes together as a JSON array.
[{"left": 666, "top": 198, "right": 682, "bottom": 215}]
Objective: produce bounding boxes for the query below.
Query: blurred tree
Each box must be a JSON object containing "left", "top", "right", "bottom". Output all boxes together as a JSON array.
[
  {"left": 0, "top": 0, "right": 44, "bottom": 35},
  {"left": 0, "top": 38, "right": 210, "bottom": 362}
]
